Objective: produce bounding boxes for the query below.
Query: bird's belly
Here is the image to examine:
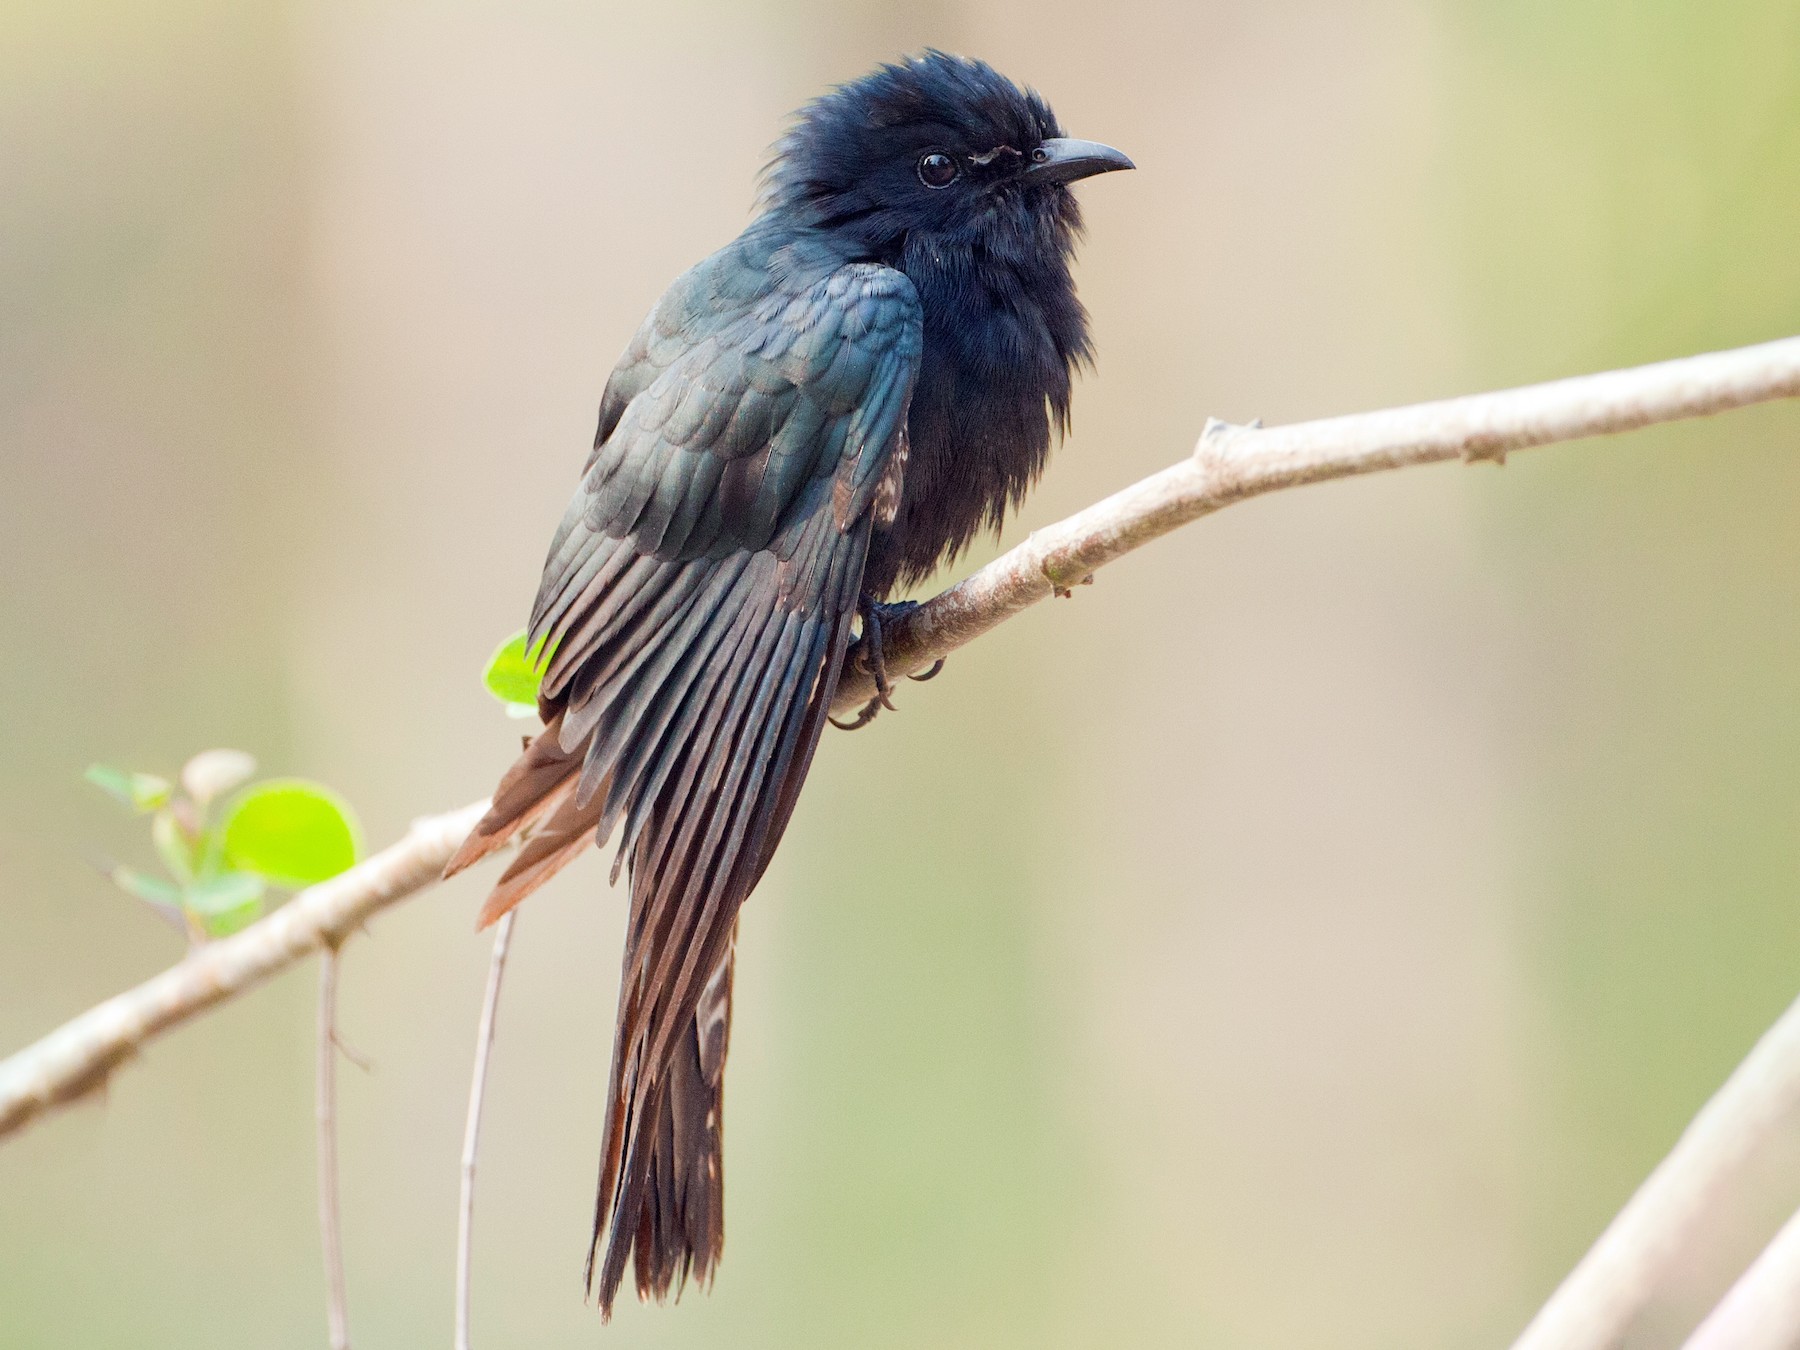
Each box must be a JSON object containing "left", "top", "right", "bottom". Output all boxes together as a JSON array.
[{"left": 862, "top": 384, "right": 1050, "bottom": 597}]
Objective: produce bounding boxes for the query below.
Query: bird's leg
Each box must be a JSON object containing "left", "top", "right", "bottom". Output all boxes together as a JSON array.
[
  {"left": 860, "top": 600, "right": 900, "bottom": 711},
  {"left": 829, "top": 598, "right": 942, "bottom": 730}
]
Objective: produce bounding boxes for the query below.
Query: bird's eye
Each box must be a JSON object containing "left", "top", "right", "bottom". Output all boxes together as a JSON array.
[
  {"left": 917, "top": 152, "right": 959, "bottom": 189},
  {"left": 1030, "top": 146, "right": 1050, "bottom": 164}
]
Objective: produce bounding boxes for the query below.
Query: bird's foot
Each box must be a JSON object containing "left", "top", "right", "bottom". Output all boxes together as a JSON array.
[
  {"left": 828, "top": 698, "right": 882, "bottom": 732},
  {"left": 829, "top": 599, "right": 942, "bottom": 731}
]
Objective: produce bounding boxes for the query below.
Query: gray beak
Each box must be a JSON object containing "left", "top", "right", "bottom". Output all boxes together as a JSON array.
[{"left": 1026, "top": 137, "right": 1135, "bottom": 185}]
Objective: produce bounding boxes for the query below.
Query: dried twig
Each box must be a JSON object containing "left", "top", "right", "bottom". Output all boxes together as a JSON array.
[
  {"left": 318, "top": 946, "right": 352, "bottom": 1350},
  {"left": 456, "top": 911, "right": 518, "bottom": 1350}
]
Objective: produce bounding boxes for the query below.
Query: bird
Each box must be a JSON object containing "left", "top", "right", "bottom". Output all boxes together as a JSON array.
[{"left": 445, "top": 50, "right": 1131, "bottom": 1316}]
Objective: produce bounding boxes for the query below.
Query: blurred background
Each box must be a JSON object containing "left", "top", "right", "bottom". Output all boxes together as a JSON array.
[{"left": 4, "top": 1, "right": 1800, "bottom": 1346}]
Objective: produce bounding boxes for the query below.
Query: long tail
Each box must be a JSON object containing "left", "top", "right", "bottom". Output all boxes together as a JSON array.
[
  {"left": 588, "top": 930, "right": 734, "bottom": 1306},
  {"left": 444, "top": 723, "right": 735, "bottom": 1312},
  {"left": 447, "top": 491, "right": 866, "bottom": 1316}
]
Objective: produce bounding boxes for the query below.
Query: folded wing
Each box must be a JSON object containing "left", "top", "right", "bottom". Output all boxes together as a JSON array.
[{"left": 448, "top": 244, "right": 921, "bottom": 1312}]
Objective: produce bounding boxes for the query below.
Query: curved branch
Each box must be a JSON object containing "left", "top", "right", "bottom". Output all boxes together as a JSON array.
[
  {"left": 1511, "top": 988, "right": 1800, "bottom": 1350},
  {"left": 0, "top": 800, "right": 489, "bottom": 1140},
  {"left": 1682, "top": 1200, "right": 1800, "bottom": 1350},
  {"left": 2, "top": 336, "right": 1799, "bottom": 1244},
  {"left": 834, "top": 334, "right": 1800, "bottom": 710}
]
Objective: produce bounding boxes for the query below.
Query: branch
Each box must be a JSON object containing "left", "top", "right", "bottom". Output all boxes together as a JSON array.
[
  {"left": 456, "top": 910, "right": 517, "bottom": 1350},
  {"left": 0, "top": 800, "right": 489, "bottom": 1141},
  {"left": 317, "top": 947, "right": 352, "bottom": 1350},
  {"left": 834, "top": 334, "right": 1800, "bottom": 710},
  {"left": 1682, "top": 1201, "right": 1800, "bottom": 1350},
  {"left": 1511, "top": 988, "right": 1800, "bottom": 1350},
  {"left": 0, "top": 335, "right": 1797, "bottom": 1346}
]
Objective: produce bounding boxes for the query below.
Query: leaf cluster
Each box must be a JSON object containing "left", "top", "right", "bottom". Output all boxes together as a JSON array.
[{"left": 88, "top": 750, "right": 361, "bottom": 941}]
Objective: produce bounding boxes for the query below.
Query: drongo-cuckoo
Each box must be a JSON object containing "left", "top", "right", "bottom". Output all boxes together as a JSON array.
[{"left": 447, "top": 50, "right": 1131, "bottom": 1315}]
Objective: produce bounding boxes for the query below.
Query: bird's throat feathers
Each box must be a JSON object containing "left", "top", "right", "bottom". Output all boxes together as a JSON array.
[{"left": 759, "top": 52, "right": 1097, "bottom": 590}]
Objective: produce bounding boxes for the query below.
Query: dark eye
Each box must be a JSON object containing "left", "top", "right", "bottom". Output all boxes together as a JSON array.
[
  {"left": 917, "top": 152, "right": 959, "bottom": 188},
  {"left": 1030, "top": 146, "right": 1049, "bottom": 164}
]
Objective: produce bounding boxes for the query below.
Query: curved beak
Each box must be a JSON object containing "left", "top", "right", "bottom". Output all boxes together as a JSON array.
[{"left": 1026, "top": 137, "right": 1135, "bottom": 186}]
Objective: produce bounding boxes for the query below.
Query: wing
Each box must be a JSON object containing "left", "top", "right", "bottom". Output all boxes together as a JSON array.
[{"left": 448, "top": 240, "right": 921, "bottom": 1310}]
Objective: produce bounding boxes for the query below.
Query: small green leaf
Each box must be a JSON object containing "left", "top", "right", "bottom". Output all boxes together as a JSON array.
[
  {"left": 185, "top": 872, "right": 266, "bottom": 937},
  {"left": 152, "top": 809, "right": 201, "bottom": 883},
  {"left": 482, "top": 631, "right": 552, "bottom": 711},
  {"left": 220, "top": 780, "right": 361, "bottom": 888},
  {"left": 86, "top": 764, "right": 172, "bottom": 813},
  {"left": 105, "top": 864, "right": 181, "bottom": 907},
  {"left": 181, "top": 748, "right": 257, "bottom": 807}
]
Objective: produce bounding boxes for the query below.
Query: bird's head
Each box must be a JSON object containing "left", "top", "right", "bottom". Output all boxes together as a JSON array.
[{"left": 762, "top": 51, "right": 1132, "bottom": 263}]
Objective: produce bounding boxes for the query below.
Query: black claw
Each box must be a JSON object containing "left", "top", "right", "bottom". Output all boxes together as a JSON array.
[
  {"left": 829, "top": 697, "right": 883, "bottom": 732},
  {"left": 908, "top": 658, "right": 945, "bottom": 683},
  {"left": 832, "top": 596, "right": 925, "bottom": 730}
]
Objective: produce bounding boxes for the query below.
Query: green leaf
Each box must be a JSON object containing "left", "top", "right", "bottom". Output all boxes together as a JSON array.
[
  {"left": 220, "top": 780, "right": 361, "bottom": 888},
  {"left": 151, "top": 809, "right": 201, "bottom": 883},
  {"left": 86, "top": 764, "right": 172, "bottom": 813},
  {"left": 104, "top": 864, "right": 181, "bottom": 907},
  {"left": 185, "top": 872, "right": 266, "bottom": 937},
  {"left": 482, "top": 631, "right": 552, "bottom": 711}
]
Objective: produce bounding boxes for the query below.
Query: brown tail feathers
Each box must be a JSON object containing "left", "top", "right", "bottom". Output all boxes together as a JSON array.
[
  {"left": 444, "top": 711, "right": 604, "bottom": 928},
  {"left": 443, "top": 713, "right": 732, "bottom": 1315},
  {"left": 588, "top": 930, "right": 733, "bottom": 1309}
]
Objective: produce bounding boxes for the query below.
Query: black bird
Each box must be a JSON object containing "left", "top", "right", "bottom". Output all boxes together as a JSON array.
[{"left": 446, "top": 51, "right": 1130, "bottom": 1315}]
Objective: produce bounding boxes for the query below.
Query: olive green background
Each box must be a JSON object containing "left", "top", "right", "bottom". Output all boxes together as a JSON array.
[{"left": 3, "top": 2, "right": 1799, "bottom": 1346}]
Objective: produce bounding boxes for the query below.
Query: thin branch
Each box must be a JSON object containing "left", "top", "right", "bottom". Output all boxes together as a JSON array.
[
  {"left": 456, "top": 911, "right": 517, "bottom": 1350},
  {"left": 5, "top": 340, "right": 1795, "bottom": 1137},
  {"left": 1682, "top": 1202, "right": 1800, "bottom": 1350},
  {"left": 1510, "top": 988, "right": 1800, "bottom": 1350},
  {"left": 0, "top": 799, "right": 490, "bottom": 1141},
  {"left": 317, "top": 946, "right": 352, "bottom": 1350},
  {"left": 834, "top": 334, "right": 1800, "bottom": 710},
  {"left": 0, "top": 335, "right": 1797, "bottom": 1350}
]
